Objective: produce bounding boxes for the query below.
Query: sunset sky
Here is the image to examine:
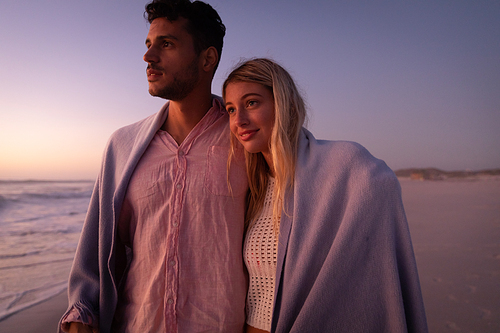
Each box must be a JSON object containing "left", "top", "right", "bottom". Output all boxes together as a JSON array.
[{"left": 1, "top": 0, "right": 499, "bottom": 180}]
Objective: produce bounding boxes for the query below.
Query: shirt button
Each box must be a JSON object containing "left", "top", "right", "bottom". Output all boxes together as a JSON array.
[
  {"left": 178, "top": 150, "right": 184, "bottom": 156},
  {"left": 167, "top": 298, "right": 174, "bottom": 305},
  {"left": 176, "top": 183, "right": 182, "bottom": 189},
  {"left": 170, "top": 260, "right": 176, "bottom": 267},
  {"left": 172, "top": 222, "right": 178, "bottom": 227}
]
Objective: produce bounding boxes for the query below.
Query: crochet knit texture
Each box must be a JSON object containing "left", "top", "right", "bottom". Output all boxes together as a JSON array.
[{"left": 243, "top": 178, "right": 279, "bottom": 331}]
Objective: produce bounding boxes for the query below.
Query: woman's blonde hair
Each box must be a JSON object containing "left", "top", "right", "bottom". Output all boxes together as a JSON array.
[{"left": 223, "top": 58, "right": 306, "bottom": 233}]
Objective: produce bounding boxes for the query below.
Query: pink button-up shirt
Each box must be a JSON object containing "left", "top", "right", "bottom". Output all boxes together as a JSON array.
[{"left": 112, "top": 100, "right": 248, "bottom": 332}]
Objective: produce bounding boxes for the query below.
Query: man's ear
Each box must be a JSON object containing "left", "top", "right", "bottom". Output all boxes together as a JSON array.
[{"left": 201, "top": 46, "right": 218, "bottom": 73}]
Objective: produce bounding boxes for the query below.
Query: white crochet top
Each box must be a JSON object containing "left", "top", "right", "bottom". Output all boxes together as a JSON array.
[{"left": 243, "top": 177, "right": 279, "bottom": 331}]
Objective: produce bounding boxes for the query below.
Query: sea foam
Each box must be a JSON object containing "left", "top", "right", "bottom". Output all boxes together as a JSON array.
[{"left": 0, "top": 180, "right": 93, "bottom": 321}]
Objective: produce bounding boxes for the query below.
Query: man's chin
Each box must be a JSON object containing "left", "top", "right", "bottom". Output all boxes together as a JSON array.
[{"left": 148, "top": 88, "right": 166, "bottom": 99}]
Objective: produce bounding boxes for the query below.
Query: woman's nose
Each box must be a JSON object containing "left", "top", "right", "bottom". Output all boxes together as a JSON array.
[{"left": 234, "top": 110, "right": 249, "bottom": 126}]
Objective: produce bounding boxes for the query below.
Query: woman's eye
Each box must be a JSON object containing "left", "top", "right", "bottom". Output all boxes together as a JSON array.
[
  {"left": 247, "top": 100, "right": 257, "bottom": 107},
  {"left": 226, "top": 107, "right": 234, "bottom": 114}
]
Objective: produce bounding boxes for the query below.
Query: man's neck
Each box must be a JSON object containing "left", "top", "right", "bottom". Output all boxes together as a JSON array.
[{"left": 162, "top": 89, "right": 213, "bottom": 145}]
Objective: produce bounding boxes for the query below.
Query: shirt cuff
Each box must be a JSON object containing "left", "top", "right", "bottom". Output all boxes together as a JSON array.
[{"left": 60, "top": 305, "right": 98, "bottom": 333}]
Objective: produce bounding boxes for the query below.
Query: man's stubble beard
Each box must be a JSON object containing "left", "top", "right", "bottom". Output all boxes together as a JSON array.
[{"left": 149, "top": 58, "right": 200, "bottom": 101}]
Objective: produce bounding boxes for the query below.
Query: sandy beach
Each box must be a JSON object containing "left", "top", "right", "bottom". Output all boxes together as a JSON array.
[
  {"left": 0, "top": 177, "right": 498, "bottom": 333},
  {"left": 0, "top": 290, "right": 68, "bottom": 333},
  {"left": 401, "top": 177, "right": 500, "bottom": 332}
]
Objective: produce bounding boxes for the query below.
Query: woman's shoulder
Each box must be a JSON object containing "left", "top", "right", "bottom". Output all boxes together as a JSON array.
[
  {"left": 299, "top": 128, "right": 397, "bottom": 185},
  {"left": 302, "top": 128, "right": 366, "bottom": 154},
  {"left": 302, "top": 129, "right": 377, "bottom": 165},
  {"left": 315, "top": 138, "right": 368, "bottom": 159}
]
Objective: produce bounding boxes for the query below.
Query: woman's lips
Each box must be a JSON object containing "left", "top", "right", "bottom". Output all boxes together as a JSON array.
[{"left": 239, "top": 129, "right": 258, "bottom": 141}]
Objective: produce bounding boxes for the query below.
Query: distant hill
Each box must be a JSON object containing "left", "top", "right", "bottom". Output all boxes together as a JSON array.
[{"left": 394, "top": 168, "right": 500, "bottom": 180}]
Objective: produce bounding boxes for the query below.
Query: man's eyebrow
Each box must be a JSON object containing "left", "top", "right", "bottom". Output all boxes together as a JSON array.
[{"left": 145, "top": 34, "right": 179, "bottom": 45}]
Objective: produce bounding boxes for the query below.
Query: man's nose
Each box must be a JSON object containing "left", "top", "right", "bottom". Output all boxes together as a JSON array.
[{"left": 144, "top": 46, "right": 159, "bottom": 63}]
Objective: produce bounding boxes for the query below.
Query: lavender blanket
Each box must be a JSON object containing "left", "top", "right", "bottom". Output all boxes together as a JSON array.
[{"left": 272, "top": 129, "right": 428, "bottom": 332}]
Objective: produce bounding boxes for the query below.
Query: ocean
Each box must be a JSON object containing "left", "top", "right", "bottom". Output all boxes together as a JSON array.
[{"left": 0, "top": 180, "right": 93, "bottom": 321}]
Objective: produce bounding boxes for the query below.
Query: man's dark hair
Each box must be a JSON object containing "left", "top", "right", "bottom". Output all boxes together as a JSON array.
[{"left": 145, "top": 0, "right": 226, "bottom": 73}]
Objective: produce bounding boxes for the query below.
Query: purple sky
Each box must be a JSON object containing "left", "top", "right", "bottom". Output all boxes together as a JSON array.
[{"left": 1, "top": 0, "right": 499, "bottom": 180}]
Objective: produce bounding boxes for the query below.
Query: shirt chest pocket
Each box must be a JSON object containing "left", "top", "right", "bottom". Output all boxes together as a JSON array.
[{"left": 204, "top": 145, "right": 248, "bottom": 197}]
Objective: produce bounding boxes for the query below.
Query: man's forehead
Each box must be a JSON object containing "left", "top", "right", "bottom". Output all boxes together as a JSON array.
[
  {"left": 148, "top": 17, "right": 189, "bottom": 35},
  {"left": 145, "top": 17, "right": 196, "bottom": 51}
]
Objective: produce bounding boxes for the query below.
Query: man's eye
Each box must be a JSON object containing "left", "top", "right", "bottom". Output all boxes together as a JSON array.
[{"left": 163, "top": 41, "right": 171, "bottom": 47}]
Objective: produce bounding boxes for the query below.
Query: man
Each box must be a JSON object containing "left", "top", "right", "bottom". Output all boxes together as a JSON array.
[{"left": 59, "top": 1, "right": 248, "bottom": 332}]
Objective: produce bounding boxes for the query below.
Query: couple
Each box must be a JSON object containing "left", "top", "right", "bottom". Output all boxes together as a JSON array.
[{"left": 60, "top": 0, "right": 427, "bottom": 332}]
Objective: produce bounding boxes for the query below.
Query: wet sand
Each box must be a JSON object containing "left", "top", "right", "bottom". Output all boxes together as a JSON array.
[
  {"left": 1, "top": 178, "right": 499, "bottom": 332},
  {"left": 0, "top": 290, "right": 68, "bottom": 333}
]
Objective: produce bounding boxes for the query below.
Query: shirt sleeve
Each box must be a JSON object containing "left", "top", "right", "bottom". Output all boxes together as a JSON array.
[{"left": 60, "top": 304, "right": 99, "bottom": 333}]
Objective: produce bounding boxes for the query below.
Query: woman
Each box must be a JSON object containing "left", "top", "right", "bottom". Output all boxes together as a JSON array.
[{"left": 223, "top": 58, "right": 428, "bottom": 333}]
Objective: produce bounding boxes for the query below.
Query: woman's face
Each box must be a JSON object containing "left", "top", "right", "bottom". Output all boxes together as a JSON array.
[{"left": 225, "top": 82, "right": 275, "bottom": 159}]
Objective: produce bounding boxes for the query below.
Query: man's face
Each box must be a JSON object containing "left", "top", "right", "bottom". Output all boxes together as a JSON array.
[{"left": 144, "top": 17, "right": 200, "bottom": 101}]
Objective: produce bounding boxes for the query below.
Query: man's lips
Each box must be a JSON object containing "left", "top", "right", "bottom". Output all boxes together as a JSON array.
[
  {"left": 238, "top": 129, "right": 258, "bottom": 141},
  {"left": 147, "top": 67, "right": 163, "bottom": 80}
]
